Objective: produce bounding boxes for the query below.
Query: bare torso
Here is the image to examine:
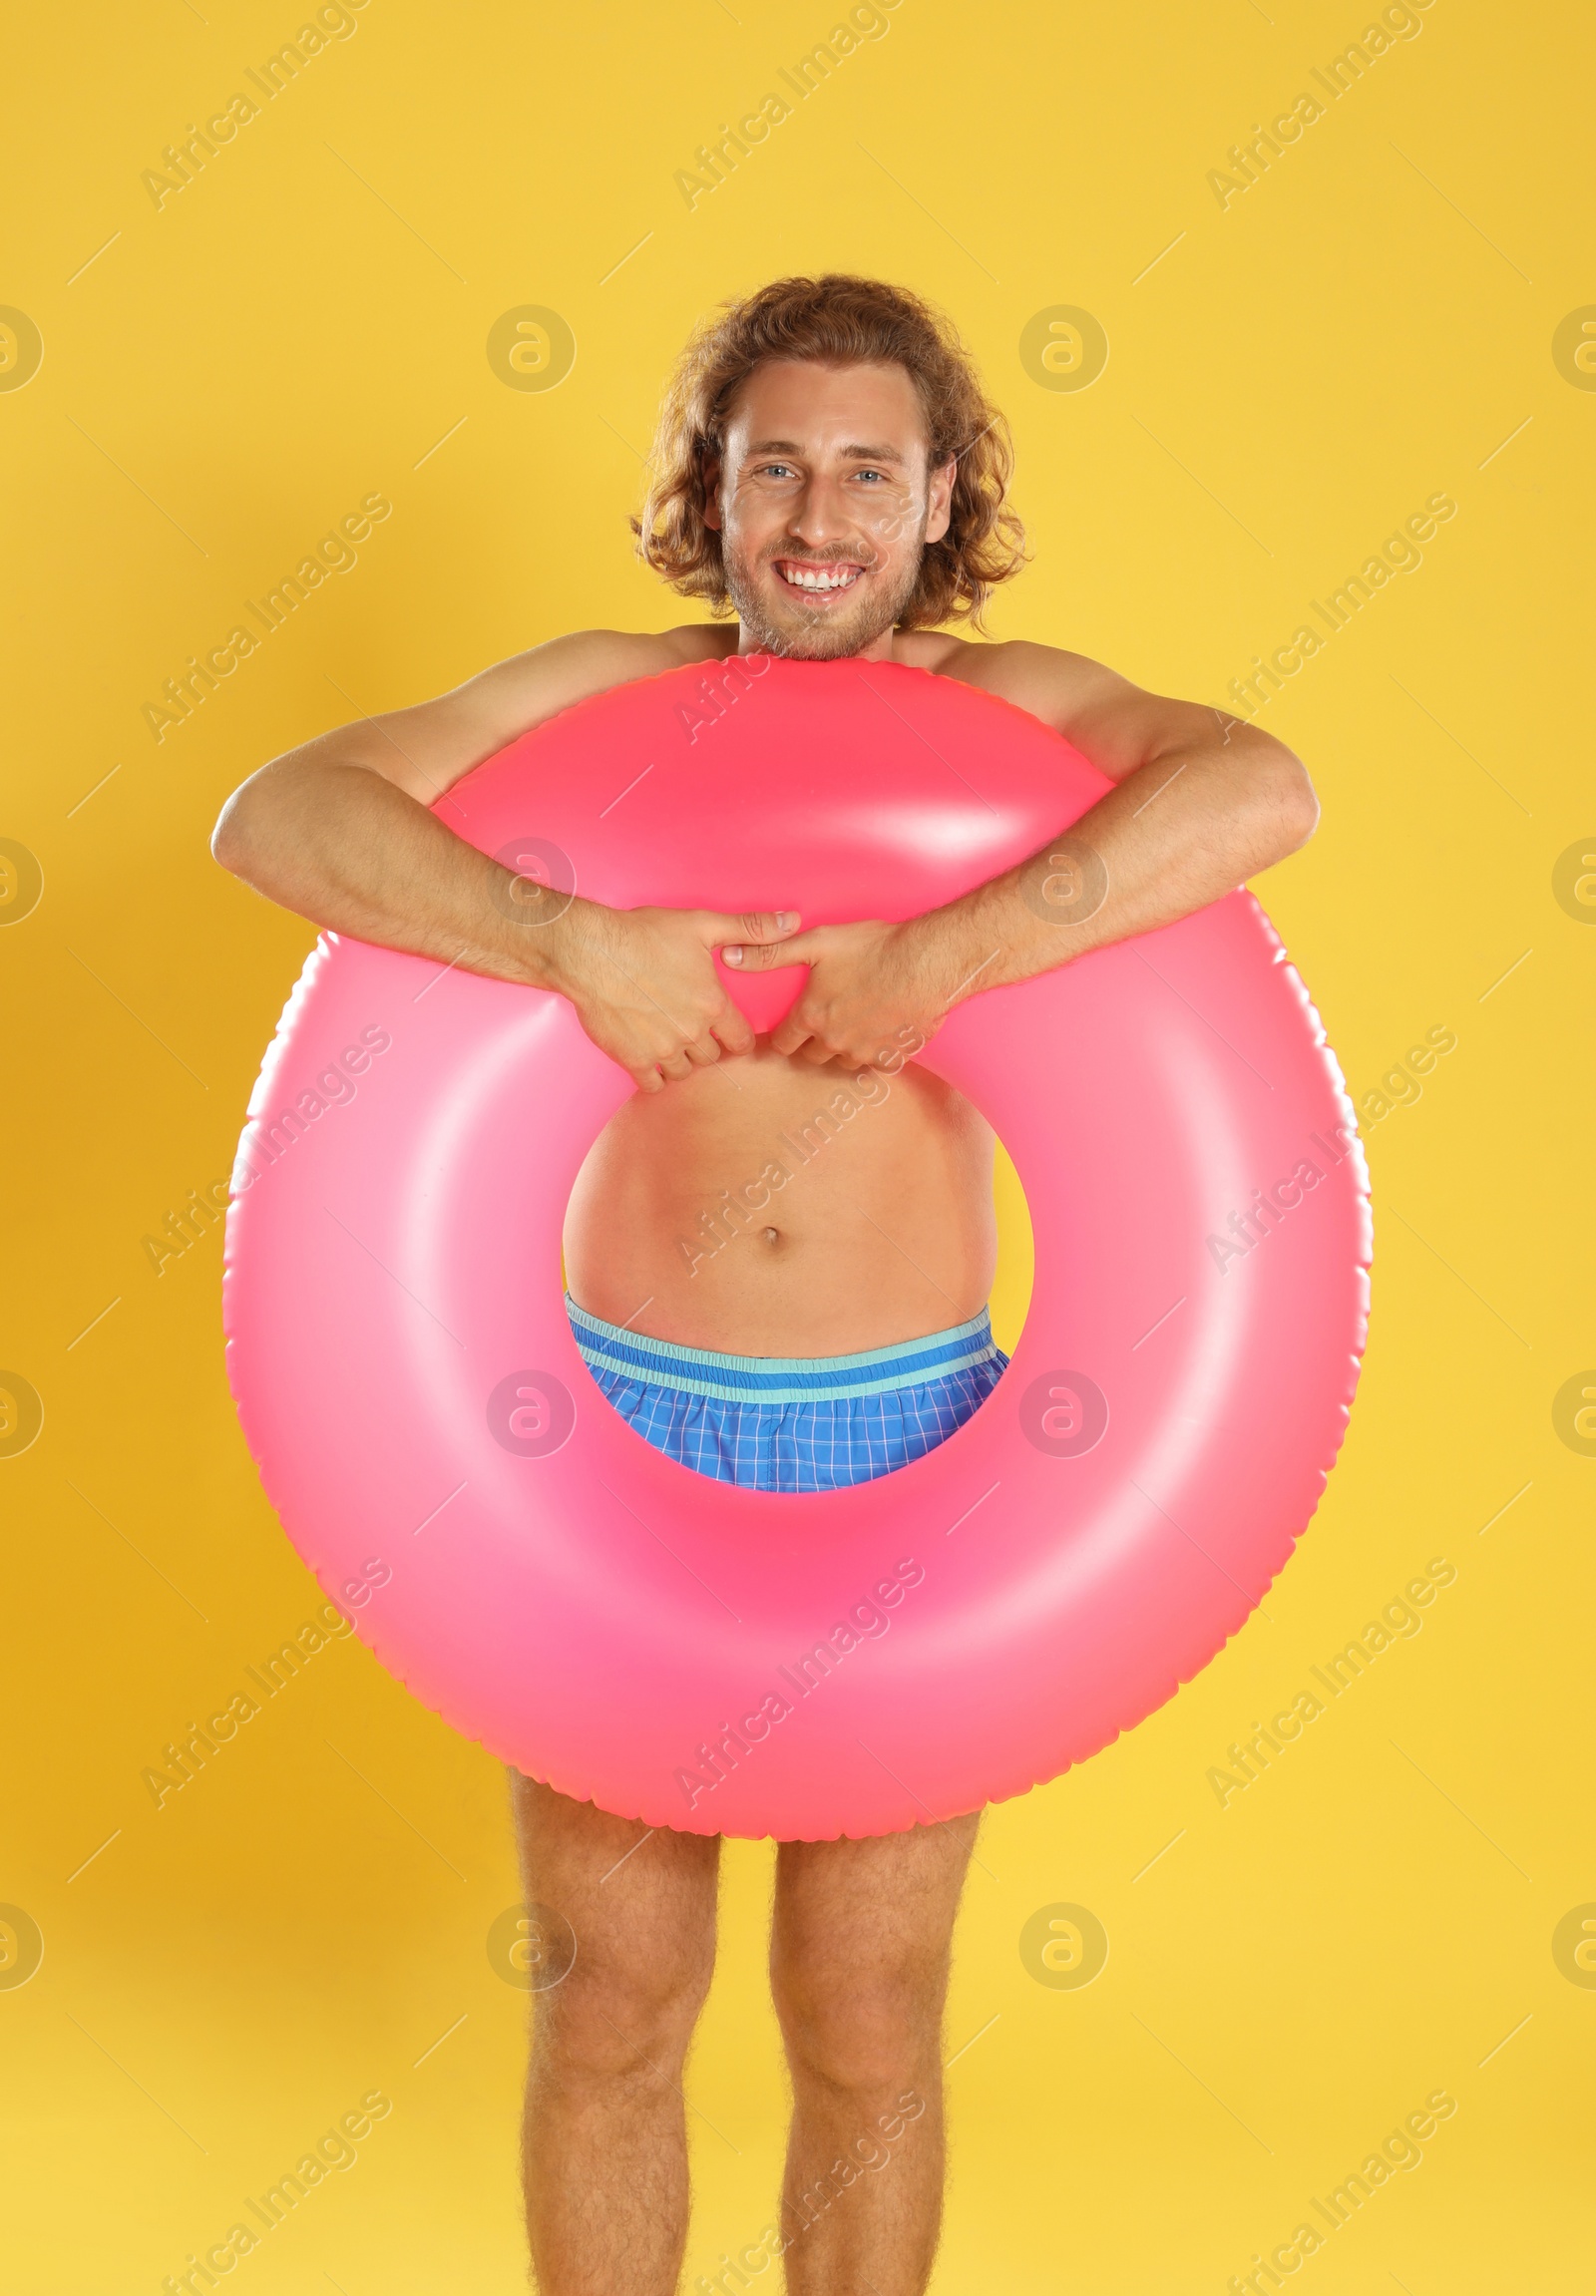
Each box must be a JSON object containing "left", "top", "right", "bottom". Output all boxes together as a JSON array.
[
  {"left": 561, "top": 627, "right": 1009, "bottom": 1357},
  {"left": 564, "top": 1041, "right": 997, "bottom": 1354}
]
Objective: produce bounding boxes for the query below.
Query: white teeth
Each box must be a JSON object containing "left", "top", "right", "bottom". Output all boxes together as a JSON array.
[{"left": 782, "top": 564, "right": 859, "bottom": 591}]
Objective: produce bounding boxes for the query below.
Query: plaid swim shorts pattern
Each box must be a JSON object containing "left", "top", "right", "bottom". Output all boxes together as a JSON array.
[{"left": 566, "top": 1297, "right": 1009, "bottom": 1493}]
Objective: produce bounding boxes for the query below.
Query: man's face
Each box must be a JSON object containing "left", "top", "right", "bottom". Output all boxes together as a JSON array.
[{"left": 704, "top": 359, "right": 956, "bottom": 660}]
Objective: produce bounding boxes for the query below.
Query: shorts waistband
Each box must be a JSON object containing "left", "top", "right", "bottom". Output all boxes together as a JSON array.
[{"left": 566, "top": 1297, "right": 999, "bottom": 1404}]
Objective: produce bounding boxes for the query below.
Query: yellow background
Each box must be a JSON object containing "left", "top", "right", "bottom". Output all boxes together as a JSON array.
[{"left": 3, "top": 0, "right": 1591, "bottom": 2286}]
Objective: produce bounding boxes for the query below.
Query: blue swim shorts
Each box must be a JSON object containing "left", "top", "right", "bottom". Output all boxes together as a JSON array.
[{"left": 566, "top": 1297, "right": 1009, "bottom": 1494}]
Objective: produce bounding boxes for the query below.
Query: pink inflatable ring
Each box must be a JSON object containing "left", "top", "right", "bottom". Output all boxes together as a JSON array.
[{"left": 223, "top": 659, "right": 1370, "bottom": 1840}]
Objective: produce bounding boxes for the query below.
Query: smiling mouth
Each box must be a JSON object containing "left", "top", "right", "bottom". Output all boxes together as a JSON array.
[{"left": 772, "top": 558, "right": 866, "bottom": 599}]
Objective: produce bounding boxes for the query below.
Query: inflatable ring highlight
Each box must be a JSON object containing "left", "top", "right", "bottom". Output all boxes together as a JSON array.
[{"left": 223, "top": 659, "right": 1371, "bottom": 1839}]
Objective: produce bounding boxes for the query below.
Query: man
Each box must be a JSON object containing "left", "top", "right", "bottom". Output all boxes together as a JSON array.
[{"left": 212, "top": 273, "right": 1316, "bottom": 2295}]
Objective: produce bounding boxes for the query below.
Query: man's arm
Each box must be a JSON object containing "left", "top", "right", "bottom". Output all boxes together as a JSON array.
[
  {"left": 210, "top": 626, "right": 799, "bottom": 1090},
  {"left": 739, "top": 638, "right": 1318, "bottom": 1065}
]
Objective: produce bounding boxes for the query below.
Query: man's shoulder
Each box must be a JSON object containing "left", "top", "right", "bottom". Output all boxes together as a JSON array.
[
  {"left": 540, "top": 622, "right": 738, "bottom": 683},
  {"left": 893, "top": 632, "right": 1112, "bottom": 729},
  {"left": 454, "top": 622, "right": 739, "bottom": 741},
  {"left": 489, "top": 619, "right": 739, "bottom": 697},
  {"left": 345, "top": 625, "right": 741, "bottom": 804}
]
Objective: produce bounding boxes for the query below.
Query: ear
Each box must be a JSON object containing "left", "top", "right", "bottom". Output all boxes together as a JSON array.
[
  {"left": 924, "top": 454, "right": 957, "bottom": 548},
  {"left": 700, "top": 452, "right": 723, "bottom": 534}
]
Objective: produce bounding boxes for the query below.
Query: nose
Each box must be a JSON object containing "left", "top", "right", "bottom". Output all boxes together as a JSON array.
[{"left": 782, "top": 470, "right": 860, "bottom": 553}]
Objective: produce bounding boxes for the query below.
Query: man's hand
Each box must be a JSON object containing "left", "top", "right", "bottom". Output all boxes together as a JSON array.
[
  {"left": 548, "top": 906, "right": 802, "bottom": 1090},
  {"left": 728, "top": 916, "right": 969, "bottom": 1068}
]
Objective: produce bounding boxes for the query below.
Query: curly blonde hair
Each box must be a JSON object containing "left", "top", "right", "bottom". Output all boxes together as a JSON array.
[{"left": 631, "top": 274, "right": 1027, "bottom": 630}]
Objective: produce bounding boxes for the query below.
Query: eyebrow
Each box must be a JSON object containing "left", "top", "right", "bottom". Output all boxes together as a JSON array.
[{"left": 743, "top": 438, "right": 908, "bottom": 464}]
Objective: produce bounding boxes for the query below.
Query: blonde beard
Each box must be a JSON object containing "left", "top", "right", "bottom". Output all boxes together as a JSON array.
[{"left": 720, "top": 532, "right": 927, "bottom": 660}]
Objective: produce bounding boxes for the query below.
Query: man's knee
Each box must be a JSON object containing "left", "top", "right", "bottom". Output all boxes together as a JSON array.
[
  {"left": 537, "top": 1916, "right": 716, "bottom": 2080},
  {"left": 512, "top": 1776, "right": 719, "bottom": 2079},
  {"left": 770, "top": 1958, "right": 942, "bottom": 2096}
]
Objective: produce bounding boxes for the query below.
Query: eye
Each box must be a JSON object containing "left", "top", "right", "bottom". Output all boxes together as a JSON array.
[
  {"left": 853, "top": 468, "right": 889, "bottom": 484},
  {"left": 756, "top": 461, "right": 799, "bottom": 479}
]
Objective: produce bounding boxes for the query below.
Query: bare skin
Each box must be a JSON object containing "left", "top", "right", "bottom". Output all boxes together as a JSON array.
[
  {"left": 212, "top": 352, "right": 1318, "bottom": 2294},
  {"left": 510, "top": 1772, "right": 981, "bottom": 2296},
  {"left": 768, "top": 1811, "right": 984, "bottom": 2294},
  {"left": 565, "top": 1046, "right": 998, "bottom": 1353}
]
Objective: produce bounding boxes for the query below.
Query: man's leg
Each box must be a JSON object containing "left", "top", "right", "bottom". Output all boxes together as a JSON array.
[
  {"left": 510, "top": 1770, "right": 721, "bottom": 2296},
  {"left": 768, "top": 1808, "right": 983, "bottom": 2296}
]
